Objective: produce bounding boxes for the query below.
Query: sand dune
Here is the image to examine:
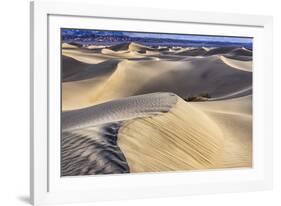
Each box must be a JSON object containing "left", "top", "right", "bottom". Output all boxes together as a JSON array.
[
  {"left": 62, "top": 56, "right": 120, "bottom": 82},
  {"left": 62, "top": 55, "right": 251, "bottom": 110},
  {"left": 136, "top": 56, "right": 251, "bottom": 98},
  {"left": 128, "top": 42, "right": 152, "bottom": 53},
  {"left": 62, "top": 93, "right": 177, "bottom": 176},
  {"left": 62, "top": 42, "right": 252, "bottom": 65},
  {"left": 118, "top": 98, "right": 224, "bottom": 172},
  {"left": 61, "top": 122, "right": 130, "bottom": 176},
  {"left": 101, "top": 48, "right": 145, "bottom": 59},
  {"left": 228, "top": 47, "right": 252, "bottom": 57},
  {"left": 86, "top": 45, "right": 106, "bottom": 49},
  {"left": 221, "top": 56, "right": 252, "bottom": 72},
  {"left": 204, "top": 47, "right": 238, "bottom": 56},
  {"left": 63, "top": 45, "right": 148, "bottom": 65},
  {"left": 62, "top": 43, "right": 79, "bottom": 49},
  {"left": 62, "top": 93, "right": 251, "bottom": 175},
  {"left": 62, "top": 92, "right": 177, "bottom": 131},
  {"left": 61, "top": 42, "right": 253, "bottom": 175},
  {"left": 62, "top": 93, "right": 224, "bottom": 175},
  {"left": 62, "top": 49, "right": 113, "bottom": 64},
  {"left": 63, "top": 78, "right": 106, "bottom": 111},
  {"left": 205, "top": 47, "right": 252, "bottom": 56},
  {"left": 210, "top": 86, "right": 252, "bottom": 100},
  {"left": 108, "top": 42, "right": 131, "bottom": 51},
  {"left": 176, "top": 48, "right": 207, "bottom": 56},
  {"left": 202, "top": 47, "right": 212, "bottom": 51},
  {"left": 108, "top": 42, "right": 152, "bottom": 52},
  {"left": 62, "top": 42, "right": 253, "bottom": 64},
  {"left": 62, "top": 57, "right": 122, "bottom": 110},
  {"left": 88, "top": 60, "right": 188, "bottom": 104},
  {"left": 191, "top": 95, "right": 252, "bottom": 168},
  {"left": 118, "top": 95, "right": 252, "bottom": 172},
  {"left": 62, "top": 59, "right": 186, "bottom": 110}
]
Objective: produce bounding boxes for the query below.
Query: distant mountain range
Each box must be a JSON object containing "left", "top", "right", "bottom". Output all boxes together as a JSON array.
[{"left": 62, "top": 29, "right": 253, "bottom": 49}]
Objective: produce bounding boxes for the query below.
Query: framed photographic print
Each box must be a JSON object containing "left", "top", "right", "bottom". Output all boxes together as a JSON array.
[{"left": 30, "top": 0, "right": 273, "bottom": 205}]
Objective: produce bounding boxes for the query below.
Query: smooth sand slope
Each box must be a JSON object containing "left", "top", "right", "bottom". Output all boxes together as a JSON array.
[
  {"left": 192, "top": 95, "right": 252, "bottom": 168},
  {"left": 62, "top": 56, "right": 120, "bottom": 110},
  {"left": 221, "top": 56, "right": 252, "bottom": 72}
]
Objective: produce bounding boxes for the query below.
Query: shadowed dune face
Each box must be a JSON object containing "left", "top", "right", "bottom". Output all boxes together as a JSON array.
[
  {"left": 62, "top": 123, "right": 130, "bottom": 176},
  {"left": 62, "top": 56, "right": 120, "bottom": 82},
  {"left": 61, "top": 41, "right": 252, "bottom": 176},
  {"left": 134, "top": 56, "right": 251, "bottom": 98}
]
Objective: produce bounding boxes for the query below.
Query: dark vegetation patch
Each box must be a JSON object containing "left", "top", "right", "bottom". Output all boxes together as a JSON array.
[{"left": 183, "top": 93, "right": 211, "bottom": 102}]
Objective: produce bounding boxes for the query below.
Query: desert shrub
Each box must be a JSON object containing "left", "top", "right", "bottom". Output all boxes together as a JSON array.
[
  {"left": 183, "top": 93, "right": 211, "bottom": 102},
  {"left": 200, "top": 93, "right": 211, "bottom": 98}
]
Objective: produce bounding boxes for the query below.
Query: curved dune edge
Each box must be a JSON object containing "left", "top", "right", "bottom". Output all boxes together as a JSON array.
[
  {"left": 88, "top": 60, "right": 183, "bottom": 105},
  {"left": 87, "top": 56, "right": 251, "bottom": 106},
  {"left": 62, "top": 92, "right": 177, "bottom": 131},
  {"left": 62, "top": 43, "right": 79, "bottom": 49},
  {"left": 62, "top": 49, "right": 112, "bottom": 64},
  {"left": 221, "top": 56, "right": 252, "bottom": 72},
  {"left": 210, "top": 86, "right": 252, "bottom": 101},
  {"left": 117, "top": 98, "right": 224, "bottom": 172}
]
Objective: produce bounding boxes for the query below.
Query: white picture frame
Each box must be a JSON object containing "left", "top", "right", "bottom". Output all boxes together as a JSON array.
[{"left": 30, "top": 0, "right": 273, "bottom": 205}]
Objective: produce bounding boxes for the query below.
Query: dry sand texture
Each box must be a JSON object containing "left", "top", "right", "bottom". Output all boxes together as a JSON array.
[{"left": 61, "top": 42, "right": 252, "bottom": 176}]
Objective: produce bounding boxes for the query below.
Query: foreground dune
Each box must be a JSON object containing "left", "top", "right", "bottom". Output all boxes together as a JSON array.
[
  {"left": 117, "top": 95, "right": 252, "bottom": 172},
  {"left": 62, "top": 92, "right": 252, "bottom": 176},
  {"left": 62, "top": 93, "right": 177, "bottom": 131},
  {"left": 62, "top": 93, "right": 178, "bottom": 176},
  {"left": 118, "top": 98, "right": 224, "bottom": 172}
]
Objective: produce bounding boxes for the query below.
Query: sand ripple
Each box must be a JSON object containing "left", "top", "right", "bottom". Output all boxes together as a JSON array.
[{"left": 62, "top": 92, "right": 177, "bottom": 131}]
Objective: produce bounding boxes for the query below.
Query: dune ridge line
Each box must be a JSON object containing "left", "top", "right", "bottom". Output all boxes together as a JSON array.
[{"left": 62, "top": 92, "right": 178, "bottom": 132}]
